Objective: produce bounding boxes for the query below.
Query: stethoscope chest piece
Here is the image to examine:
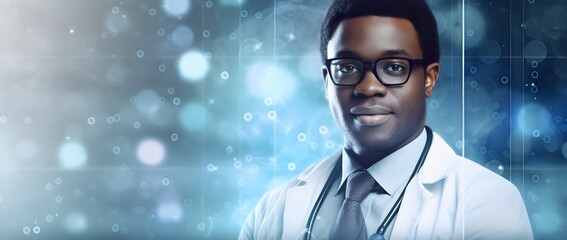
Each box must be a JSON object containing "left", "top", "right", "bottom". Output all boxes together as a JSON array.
[{"left": 369, "top": 233, "right": 385, "bottom": 240}]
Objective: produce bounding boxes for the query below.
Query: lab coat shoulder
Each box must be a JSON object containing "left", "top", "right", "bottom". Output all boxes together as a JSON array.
[
  {"left": 239, "top": 177, "right": 297, "bottom": 240},
  {"left": 239, "top": 151, "right": 340, "bottom": 240},
  {"left": 417, "top": 132, "right": 533, "bottom": 239},
  {"left": 450, "top": 156, "right": 533, "bottom": 239}
]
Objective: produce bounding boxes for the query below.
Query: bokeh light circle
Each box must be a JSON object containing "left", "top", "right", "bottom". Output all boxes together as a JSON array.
[
  {"left": 288, "top": 162, "right": 296, "bottom": 171},
  {"left": 135, "top": 89, "right": 161, "bottom": 114},
  {"left": 173, "top": 97, "right": 181, "bottom": 106},
  {"left": 297, "top": 133, "right": 306, "bottom": 142},
  {"left": 112, "top": 224, "right": 119, "bottom": 232},
  {"left": 524, "top": 40, "right": 547, "bottom": 64},
  {"left": 268, "top": 110, "right": 277, "bottom": 120},
  {"left": 136, "top": 139, "right": 166, "bottom": 166},
  {"left": 479, "top": 40, "right": 501, "bottom": 64},
  {"left": 162, "top": 178, "right": 170, "bottom": 186},
  {"left": 179, "top": 102, "right": 208, "bottom": 132},
  {"left": 197, "top": 222, "right": 205, "bottom": 231},
  {"left": 87, "top": 117, "right": 95, "bottom": 125},
  {"left": 562, "top": 142, "right": 567, "bottom": 160},
  {"left": 112, "top": 146, "right": 121, "bottom": 155},
  {"left": 157, "top": 201, "right": 182, "bottom": 222},
  {"left": 58, "top": 142, "right": 88, "bottom": 169},
  {"left": 220, "top": 71, "right": 229, "bottom": 80},
  {"left": 178, "top": 51, "right": 209, "bottom": 82},
  {"left": 171, "top": 26, "right": 194, "bottom": 49},
  {"left": 162, "top": 0, "right": 190, "bottom": 17},
  {"left": 65, "top": 212, "right": 88, "bottom": 233},
  {"left": 159, "top": 64, "right": 167, "bottom": 72},
  {"left": 170, "top": 133, "right": 179, "bottom": 142},
  {"left": 542, "top": 6, "right": 567, "bottom": 40},
  {"left": 157, "top": 28, "right": 165, "bottom": 36},
  {"left": 243, "top": 112, "right": 253, "bottom": 122}
]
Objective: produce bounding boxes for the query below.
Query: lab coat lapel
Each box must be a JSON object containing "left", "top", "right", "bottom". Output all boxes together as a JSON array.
[
  {"left": 281, "top": 151, "right": 341, "bottom": 240},
  {"left": 389, "top": 177, "right": 433, "bottom": 239},
  {"left": 389, "top": 132, "right": 458, "bottom": 239}
]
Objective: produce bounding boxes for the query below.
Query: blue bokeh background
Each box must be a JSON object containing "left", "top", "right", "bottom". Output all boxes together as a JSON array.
[{"left": 0, "top": 0, "right": 566, "bottom": 239}]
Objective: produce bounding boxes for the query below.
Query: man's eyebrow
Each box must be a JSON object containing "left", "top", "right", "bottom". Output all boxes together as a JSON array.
[
  {"left": 334, "top": 50, "right": 359, "bottom": 58},
  {"left": 333, "top": 49, "right": 413, "bottom": 59},
  {"left": 383, "top": 49, "right": 411, "bottom": 57}
]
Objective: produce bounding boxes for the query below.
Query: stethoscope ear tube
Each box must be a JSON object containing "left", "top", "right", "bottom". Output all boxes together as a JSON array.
[
  {"left": 304, "top": 157, "right": 342, "bottom": 240},
  {"left": 304, "top": 126, "right": 433, "bottom": 240}
]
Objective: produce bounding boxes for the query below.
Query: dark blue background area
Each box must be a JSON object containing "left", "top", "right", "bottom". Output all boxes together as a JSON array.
[{"left": 0, "top": 0, "right": 565, "bottom": 239}]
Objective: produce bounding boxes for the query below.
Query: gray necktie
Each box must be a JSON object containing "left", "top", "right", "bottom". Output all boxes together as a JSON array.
[{"left": 331, "top": 170, "right": 377, "bottom": 240}]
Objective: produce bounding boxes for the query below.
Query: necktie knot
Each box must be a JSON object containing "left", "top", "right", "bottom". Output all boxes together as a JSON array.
[{"left": 346, "top": 170, "right": 376, "bottom": 203}]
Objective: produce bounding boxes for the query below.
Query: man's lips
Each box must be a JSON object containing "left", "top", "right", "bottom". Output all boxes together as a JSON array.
[
  {"left": 350, "top": 105, "right": 393, "bottom": 126},
  {"left": 350, "top": 105, "right": 393, "bottom": 115}
]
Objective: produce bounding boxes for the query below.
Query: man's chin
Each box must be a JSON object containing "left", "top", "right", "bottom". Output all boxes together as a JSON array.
[{"left": 349, "top": 134, "right": 397, "bottom": 155}]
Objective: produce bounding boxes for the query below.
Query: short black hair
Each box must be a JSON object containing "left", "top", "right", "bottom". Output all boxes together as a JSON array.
[{"left": 320, "top": 0, "right": 440, "bottom": 65}]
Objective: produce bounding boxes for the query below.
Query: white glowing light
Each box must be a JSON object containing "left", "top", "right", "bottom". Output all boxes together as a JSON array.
[
  {"left": 136, "top": 139, "right": 166, "bottom": 166},
  {"left": 517, "top": 104, "right": 552, "bottom": 134},
  {"left": 162, "top": 0, "right": 190, "bottom": 17},
  {"left": 178, "top": 51, "right": 209, "bottom": 82},
  {"left": 157, "top": 201, "right": 183, "bottom": 222},
  {"left": 245, "top": 62, "right": 297, "bottom": 102},
  {"left": 58, "top": 142, "right": 88, "bottom": 169}
]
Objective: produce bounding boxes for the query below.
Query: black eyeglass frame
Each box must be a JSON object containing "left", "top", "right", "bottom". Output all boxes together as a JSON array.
[{"left": 324, "top": 57, "right": 427, "bottom": 87}]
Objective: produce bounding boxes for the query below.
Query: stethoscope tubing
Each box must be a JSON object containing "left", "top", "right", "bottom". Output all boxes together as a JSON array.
[{"left": 304, "top": 126, "right": 433, "bottom": 240}]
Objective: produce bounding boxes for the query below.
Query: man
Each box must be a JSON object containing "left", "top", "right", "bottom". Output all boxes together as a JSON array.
[{"left": 240, "top": 0, "right": 533, "bottom": 239}]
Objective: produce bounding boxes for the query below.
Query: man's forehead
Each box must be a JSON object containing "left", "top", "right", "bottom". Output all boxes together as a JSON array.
[{"left": 326, "top": 16, "right": 421, "bottom": 59}]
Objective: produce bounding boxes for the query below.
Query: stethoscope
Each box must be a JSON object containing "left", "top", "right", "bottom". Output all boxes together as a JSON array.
[{"left": 304, "top": 126, "right": 433, "bottom": 240}]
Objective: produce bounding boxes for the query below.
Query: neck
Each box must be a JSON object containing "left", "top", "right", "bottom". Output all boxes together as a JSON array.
[{"left": 346, "top": 126, "right": 425, "bottom": 169}]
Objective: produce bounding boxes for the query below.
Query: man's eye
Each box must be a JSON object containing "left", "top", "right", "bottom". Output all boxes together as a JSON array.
[
  {"left": 385, "top": 64, "right": 405, "bottom": 72},
  {"left": 338, "top": 64, "right": 359, "bottom": 73}
]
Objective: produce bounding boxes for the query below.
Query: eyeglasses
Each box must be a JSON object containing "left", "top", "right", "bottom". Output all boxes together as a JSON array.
[{"left": 325, "top": 57, "right": 426, "bottom": 86}]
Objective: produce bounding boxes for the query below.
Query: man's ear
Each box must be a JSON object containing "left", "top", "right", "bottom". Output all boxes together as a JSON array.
[
  {"left": 424, "top": 62, "right": 440, "bottom": 98},
  {"left": 322, "top": 66, "right": 329, "bottom": 99}
]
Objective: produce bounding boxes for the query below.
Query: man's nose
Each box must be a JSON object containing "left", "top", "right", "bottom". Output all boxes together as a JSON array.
[{"left": 353, "top": 70, "right": 388, "bottom": 97}]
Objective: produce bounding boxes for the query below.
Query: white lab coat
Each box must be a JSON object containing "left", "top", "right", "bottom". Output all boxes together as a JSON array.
[{"left": 240, "top": 132, "right": 533, "bottom": 239}]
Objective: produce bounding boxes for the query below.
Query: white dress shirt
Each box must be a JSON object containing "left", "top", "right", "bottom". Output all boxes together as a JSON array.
[{"left": 310, "top": 128, "right": 426, "bottom": 239}]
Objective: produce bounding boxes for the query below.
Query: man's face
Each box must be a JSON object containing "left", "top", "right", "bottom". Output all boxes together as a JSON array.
[{"left": 323, "top": 16, "right": 439, "bottom": 162}]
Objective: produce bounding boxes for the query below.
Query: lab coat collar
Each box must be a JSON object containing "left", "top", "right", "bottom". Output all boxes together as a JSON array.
[
  {"left": 390, "top": 132, "right": 459, "bottom": 238},
  {"left": 419, "top": 132, "right": 458, "bottom": 184},
  {"left": 282, "top": 151, "right": 341, "bottom": 239},
  {"left": 282, "top": 132, "right": 459, "bottom": 239}
]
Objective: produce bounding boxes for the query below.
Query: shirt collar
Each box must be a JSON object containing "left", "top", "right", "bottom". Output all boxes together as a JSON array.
[{"left": 336, "top": 128, "right": 427, "bottom": 195}]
